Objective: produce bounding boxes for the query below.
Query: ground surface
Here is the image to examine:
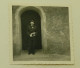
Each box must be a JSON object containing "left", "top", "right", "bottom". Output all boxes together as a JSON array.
[{"left": 13, "top": 50, "right": 70, "bottom": 61}]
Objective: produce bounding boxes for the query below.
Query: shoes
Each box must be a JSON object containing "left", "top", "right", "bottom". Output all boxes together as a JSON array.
[
  {"left": 28, "top": 52, "right": 31, "bottom": 55},
  {"left": 32, "top": 52, "right": 35, "bottom": 55},
  {"left": 28, "top": 52, "right": 35, "bottom": 55}
]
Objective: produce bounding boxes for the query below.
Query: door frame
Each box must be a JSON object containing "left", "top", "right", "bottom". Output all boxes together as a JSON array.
[{"left": 14, "top": 6, "right": 47, "bottom": 55}]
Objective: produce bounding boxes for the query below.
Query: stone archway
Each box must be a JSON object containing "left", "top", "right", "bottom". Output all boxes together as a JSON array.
[{"left": 14, "top": 6, "right": 47, "bottom": 55}]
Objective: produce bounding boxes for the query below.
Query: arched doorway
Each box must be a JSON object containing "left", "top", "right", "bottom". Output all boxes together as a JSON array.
[
  {"left": 21, "top": 10, "right": 42, "bottom": 50},
  {"left": 14, "top": 6, "right": 47, "bottom": 55}
]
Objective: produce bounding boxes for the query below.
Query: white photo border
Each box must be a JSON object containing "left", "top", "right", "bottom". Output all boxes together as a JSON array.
[{"left": 9, "top": 2, "right": 74, "bottom": 65}]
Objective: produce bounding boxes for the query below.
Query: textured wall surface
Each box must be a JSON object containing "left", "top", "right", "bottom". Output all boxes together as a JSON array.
[
  {"left": 12, "top": 6, "right": 70, "bottom": 56},
  {"left": 12, "top": 6, "right": 20, "bottom": 55},
  {"left": 42, "top": 7, "right": 70, "bottom": 55}
]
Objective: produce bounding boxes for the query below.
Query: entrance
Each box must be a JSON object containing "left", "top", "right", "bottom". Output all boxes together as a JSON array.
[{"left": 21, "top": 10, "right": 42, "bottom": 51}]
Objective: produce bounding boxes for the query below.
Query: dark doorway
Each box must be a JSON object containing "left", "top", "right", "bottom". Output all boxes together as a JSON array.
[{"left": 21, "top": 10, "right": 42, "bottom": 50}]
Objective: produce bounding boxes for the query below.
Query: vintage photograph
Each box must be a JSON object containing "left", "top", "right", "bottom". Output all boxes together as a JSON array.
[{"left": 10, "top": 4, "right": 74, "bottom": 64}]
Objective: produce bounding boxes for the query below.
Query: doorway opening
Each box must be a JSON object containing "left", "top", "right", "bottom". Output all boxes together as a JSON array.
[{"left": 21, "top": 10, "right": 42, "bottom": 51}]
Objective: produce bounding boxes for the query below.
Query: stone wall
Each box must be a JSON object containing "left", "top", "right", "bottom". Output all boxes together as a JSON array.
[{"left": 42, "top": 7, "right": 70, "bottom": 55}]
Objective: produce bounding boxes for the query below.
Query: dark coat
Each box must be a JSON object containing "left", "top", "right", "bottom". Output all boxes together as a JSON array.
[{"left": 27, "top": 25, "right": 37, "bottom": 53}]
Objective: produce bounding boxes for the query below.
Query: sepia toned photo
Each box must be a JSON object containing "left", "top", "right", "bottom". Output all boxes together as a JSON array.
[{"left": 9, "top": 3, "right": 74, "bottom": 64}]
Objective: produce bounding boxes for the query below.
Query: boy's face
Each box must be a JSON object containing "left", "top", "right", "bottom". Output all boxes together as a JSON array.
[{"left": 30, "top": 21, "right": 34, "bottom": 26}]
